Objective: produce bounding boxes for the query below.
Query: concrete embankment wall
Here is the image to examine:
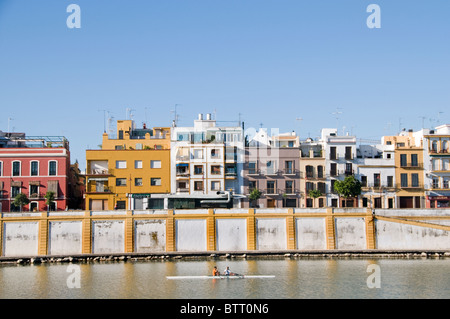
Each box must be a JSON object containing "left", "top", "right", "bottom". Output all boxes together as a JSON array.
[{"left": 1, "top": 208, "right": 450, "bottom": 257}]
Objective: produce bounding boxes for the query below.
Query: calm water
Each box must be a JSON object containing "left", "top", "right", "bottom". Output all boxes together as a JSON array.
[{"left": 0, "top": 257, "right": 449, "bottom": 299}]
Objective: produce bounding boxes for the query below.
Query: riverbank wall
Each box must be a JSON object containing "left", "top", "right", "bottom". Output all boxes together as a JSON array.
[{"left": 0, "top": 208, "right": 449, "bottom": 259}]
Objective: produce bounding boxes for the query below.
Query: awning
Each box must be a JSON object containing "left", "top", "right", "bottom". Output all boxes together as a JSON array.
[{"left": 176, "top": 163, "right": 189, "bottom": 167}]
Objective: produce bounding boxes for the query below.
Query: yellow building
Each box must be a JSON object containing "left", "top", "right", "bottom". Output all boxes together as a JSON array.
[
  {"left": 85, "top": 120, "right": 171, "bottom": 210},
  {"left": 383, "top": 130, "right": 424, "bottom": 208}
]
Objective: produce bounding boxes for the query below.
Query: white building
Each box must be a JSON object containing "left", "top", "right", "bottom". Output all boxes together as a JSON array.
[{"left": 170, "top": 114, "right": 244, "bottom": 205}]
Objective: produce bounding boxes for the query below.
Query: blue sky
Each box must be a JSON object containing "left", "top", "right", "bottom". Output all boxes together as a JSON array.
[{"left": 0, "top": 1, "right": 449, "bottom": 170}]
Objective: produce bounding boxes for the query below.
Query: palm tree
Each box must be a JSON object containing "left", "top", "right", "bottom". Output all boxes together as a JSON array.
[{"left": 44, "top": 191, "right": 56, "bottom": 212}]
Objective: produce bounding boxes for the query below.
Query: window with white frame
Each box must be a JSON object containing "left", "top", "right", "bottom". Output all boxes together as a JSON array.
[
  {"left": 31, "top": 161, "right": 39, "bottom": 176},
  {"left": 116, "top": 160, "right": 127, "bottom": 169},
  {"left": 150, "top": 160, "right": 161, "bottom": 168},
  {"left": 12, "top": 161, "right": 20, "bottom": 176},
  {"left": 49, "top": 161, "right": 57, "bottom": 176},
  {"left": 135, "top": 160, "right": 143, "bottom": 169}
]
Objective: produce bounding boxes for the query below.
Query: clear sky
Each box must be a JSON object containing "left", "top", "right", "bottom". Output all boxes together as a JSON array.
[{"left": 0, "top": 1, "right": 449, "bottom": 170}]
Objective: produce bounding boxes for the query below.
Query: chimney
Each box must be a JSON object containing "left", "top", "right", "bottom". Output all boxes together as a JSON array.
[
  {"left": 206, "top": 113, "right": 211, "bottom": 120},
  {"left": 198, "top": 114, "right": 203, "bottom": 120}
]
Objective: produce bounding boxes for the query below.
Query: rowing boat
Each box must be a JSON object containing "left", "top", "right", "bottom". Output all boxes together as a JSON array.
[{"left": 166, "top": 275, "right": 275, "bottom": 280}]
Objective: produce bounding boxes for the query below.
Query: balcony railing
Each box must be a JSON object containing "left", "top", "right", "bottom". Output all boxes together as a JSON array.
[
  {"left": 399, "top": 163, "right": 423, "bottom": 169},
  {"left": 87, "top": 168, "right": 114, "bottom": 176}
]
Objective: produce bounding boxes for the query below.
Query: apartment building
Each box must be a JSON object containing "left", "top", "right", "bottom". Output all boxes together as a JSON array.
[
  {"left": 0, "top": 132, "right": 72, "bottom": 212},
  {"left": 356, "top": 142, "right": 396, "bottom": 209},
  {"left": 243, "top": 130, "right": 301, "bottom": 208},
  {"left": 299, "top": 138, "right": 326, "bottom": 208},
  {"left": 170, "top": 114, "right": 244, "bottom": 207},
  {"left": 423, "top": 124, "right": 450, "bottom": 208},
  {"left": 321, "top": 128, "right": 358, "bottom": 207},
  {"left": 383, "top": 129, "right": 425, "bottom": 208},
  {"left": 85, "top": 120, "right": 171, "bottom": 210}
]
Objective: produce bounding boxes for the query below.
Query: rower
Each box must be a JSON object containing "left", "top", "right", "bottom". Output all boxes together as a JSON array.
[
  {"left": 212, "top": 266, "right": 220, "bottom": 276},
  {"left": 223, "top": 266, "right": 235, "bottom": 276}
]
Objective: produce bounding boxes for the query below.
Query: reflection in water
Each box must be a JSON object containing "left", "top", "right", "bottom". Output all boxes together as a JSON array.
[{"left": 0, "top": 258, "right": 449, "bottom": 299}]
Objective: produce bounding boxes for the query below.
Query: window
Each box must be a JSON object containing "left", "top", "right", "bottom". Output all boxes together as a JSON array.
[
  {"left": 285, "top": 181, "right": 293, "bottom": 194},
  {"left": 318, "top": 198, "right": 324, "bottom": 207},
  {"left": 374, "top": 174, "right": 380, "bottom": 187},
  {"left": 151, "top": 178, "right": 161, "bottom": 186},
  {"left": 432, "top": 177, "right": 439, "bottom": 189},
  {"left": 285, "top": 161, "right": 293, "bottom": 174},
  {"left": 31, "top": 161, "right": 39, "bottom": 176},
  {"left": 248, "top": 180, "right": 257, "bottom": 191},
  {"left": 0, "top": 161, "right": 2, "bottom": 176},
  {"left": 362, "top": 198, "right": 368, "bottom": 207},
  {"left": 401, "top": 174, "right": 408, "bottom": 187},
  {"left": 211, "top": 181, "right": 220, "bottom": 191},
  {"left": 306, "top": 198, "right": 313, "bottom": 207},
  {"left": 387, "top": 176, "right": 393, "bottom": 187},
  {"left": 49, "top": 161, "right": 57, "bottom": 176},
  {"left": 411, "top": 154, "right": 418, "bottom": 167},
  {"left": 330, "top": 163, "right": 337, "bottom": 176},
  {"left": 116, "top": 160, "right": 127, "bottom": 169},
  {"left": 266, "top": 161, "right": 277, "bottom": 174},
  {"left": 284, "top": 198, "right": 296, "bottom": 207},
  {"left": 116, "top": 178, "right": 127, "bottom": 186},
  {"left": 443, "top": 178, "right": 450, "bottom": 189},
  {"left": 211, "top": 165, "right": 221, "bottom": 175},
  {"left": 345, "top": 163, "right": 353, "bottom": 175},
  {"left": 12, "top": 161, "right": 20, "bottom": 176},
  {"left": 29, "top": 185, "right": 39, "bottom": 197},
  {"left": 266, "top": 181, "right": 275, "bottom": 194},
  {"left": 11, "top": 186, "right": 20, "bottom": 198},
  {"left": 211, "top": 149, "right": 220, "bottom": 159},
  {"left": 400, "top": 154, "right": 407, "bottom": 167},
  {"left": 135, "top": 160, "right": 143, "bottom": 169},
  {"left": 330, "top": 147, "right": 337, "bottom": 160},
  {"left": 411, "top": 173, "right": 419, "bottom": 187},
  {"left": 345, "top": 147, "right": 352, "bottom": 160},
  {"left": 116, "top": 201, "right": 126, "bottom": 209},
  {"left": 432, "top": 141, "right": 438, "bottom": 152},
  {"left": 248, "top": 162, "right": 257, "bottom": 174},
  {"left": 317, "top": 166, "right": 324, "bottom": 178},
  {"left": 361, "top": 176, "right": 367, "bottom": 187},
  {"left": 194, "top": 181, "right": 204, "bottom": 191},
  {"left": 193, "top": 149, "right": 203, "bottom": 159},
  {"left": 194, "top": 165, "right": 203, "bottom": 175},
  {"left": 135, "top": 178, "right": 143, "bottom": 186},
  {"left": 306, "top": 165, "right": 314, "bottom": 178},
  {"left": 306, "top": 182, "right": 314, "bottom": 192},
  {"left": 150, "top": 160, "right": 161, "bottom": 169},
  {"left": 318, "top": 182, "right": 326, "bottom": 193}
]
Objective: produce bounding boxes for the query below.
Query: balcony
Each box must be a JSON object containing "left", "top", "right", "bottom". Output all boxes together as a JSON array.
[
  {"left": 282, "top": 168, "right": 300, "bottom": 176},
  {"left": 86, "top": 168, "right": 114, "bottom": 176},
  {"left": 399, "top": 163, "right": 423, "bottom": 169},
  {"left": 396, "top": 183, "right": 423, "bottom": 189}
]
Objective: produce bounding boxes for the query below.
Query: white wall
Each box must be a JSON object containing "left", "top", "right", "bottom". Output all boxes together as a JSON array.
[
  {"left": 92, "top": 220, "right": 124, "bottom": 254},
  {"left": 48, "top": 221, "right": 82, "bottom": 255},
  {"left": 256, "top": 218, "right": 286, "bottom": 250},
  {"left": 3, "top": 222, "right": 39, "bottom": 257},
  {"left": 134, "top": 220, "right": 166, "bottom": 252},
  {"left": 335, "top": 218, "right": 366, "bottom": 250},
  {"left": 296, "top": 218, "right": 326, "bottom": 250},
  {"left": 176, "top": 219, "right": 206, "bottom": 251},
  {"left": 216, "top": 218, "right": 247, "bottom": 251},
  {"left": 376, "top": 219, "right": 450, "bottom": 250}
]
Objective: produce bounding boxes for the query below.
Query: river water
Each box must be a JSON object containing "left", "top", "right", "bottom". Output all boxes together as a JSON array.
[{"left": 0, "top": 257, "right": 449, "bottom": 299}]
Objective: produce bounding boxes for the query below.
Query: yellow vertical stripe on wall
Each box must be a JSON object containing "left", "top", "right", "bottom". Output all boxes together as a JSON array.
[
  {"left": 286, "top": 208, "right": 296, "bottom": 250},
  {"left": 247, "top": 209, "right": 256, "bottom": 250},
  {"left": 124, "top": 210, "right": 134, "bottom": 253},
  {"left": 82, "top": 211, "right": 92, "bottom": 254},
  {"left": 165, "top": 210, "right": 175, "bottom": 252},
  {"left": 365, "top": 209, "right": 376, "bottom": 249},
  {"left": 38, "top": 213, "right": 48, "bottom": 255},
  {"left": 325, "top": 208, "right": 336, "bottom": 249}
]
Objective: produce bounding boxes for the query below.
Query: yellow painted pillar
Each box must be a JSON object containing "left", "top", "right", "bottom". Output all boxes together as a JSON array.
[
  {"left": 165, "top": 210, "right": 175, "bottom": 252},
  {"left": 82, "top": 211, "right": 92, "bottom": 254},
  {"left": 247, "top": 208, "right": 256, "bottom": 250},
  {"left": 325, "top": 207, "right": 336, "bottom": 249},
  {"left": 365, "top": 208, "right": 376, "bottom": 249},
  {"left": 0, "top": 217, "right": 2, "bottom": 256},
  {"left": 124, "top": 210, "right": 134, "bottom": 253},
  {"left": 286, "top": 208, "right": 296, "bottom": 250},
  {"left": 38, "top": 212, "right": 48, "bottom": 255},
  {"left": 207, "top": 209, "right": 216, "bottom": 251}
]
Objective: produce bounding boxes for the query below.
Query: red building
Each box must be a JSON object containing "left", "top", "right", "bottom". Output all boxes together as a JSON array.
[{"left": 0, "top": 133, "right": 72, "bottom": 212}]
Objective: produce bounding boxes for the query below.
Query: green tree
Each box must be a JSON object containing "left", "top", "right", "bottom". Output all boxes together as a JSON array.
[
  {"left": 333, "top": 176, "right": 362, "bottom": 206},
  {"left": 44, "top": 191, "right": 56, "bottom": 211},
  {"left": 248, "top": 188, "right": 262, "bottom": 208},
  {"left": 308, "top": 189, "right": 322, "bottom": 199},
  {"left": 13, "top": 193, "right": 30, "bottom": 212}
]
